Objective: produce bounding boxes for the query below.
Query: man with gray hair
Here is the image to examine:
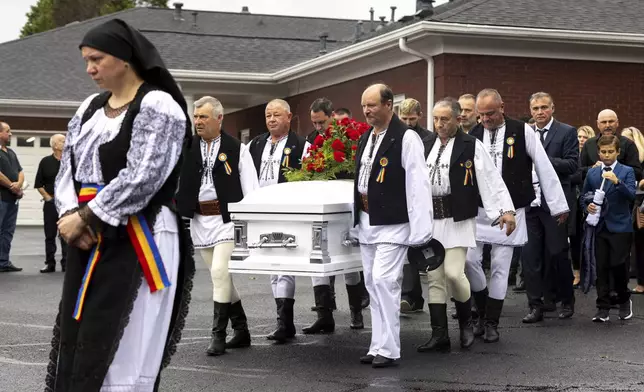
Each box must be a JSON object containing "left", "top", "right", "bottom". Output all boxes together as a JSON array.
[
  {"left": 35, "top": 133, "right": 68, "bottom": 273},
  {"left": 465, "top": 89, "right": 568, "bottom": 342},
  {"left": 176, "top": 96, "right": 259, "bottom": 356},
  {"left": 418, "top": 98, "right": 515, "bottom": 352},
  {"left": 248, "top": 98, "right": 310, "bottom": 343}
]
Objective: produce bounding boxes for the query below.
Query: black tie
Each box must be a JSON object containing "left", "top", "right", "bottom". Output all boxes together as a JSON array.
[
  {"left": 537, "top": 128, "right": 547, "bottom": 144},
  {"left": 603, "top": 167, "right": 612, "bottom": 172}
]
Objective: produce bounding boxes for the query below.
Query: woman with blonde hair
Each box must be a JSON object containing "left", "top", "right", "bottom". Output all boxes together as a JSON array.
[
  {"left": 622, "top": 127, "right": 644, "bottom": 294},
  {"left": 570, "top": 125, "right": 596, "bottom": 287}
]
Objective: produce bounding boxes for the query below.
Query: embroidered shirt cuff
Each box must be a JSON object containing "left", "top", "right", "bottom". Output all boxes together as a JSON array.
[{"left": 88, "top": 199, "right": 123, "bottom": 227}]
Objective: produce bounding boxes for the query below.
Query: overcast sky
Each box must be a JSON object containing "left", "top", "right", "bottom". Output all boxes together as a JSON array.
[{"left": 0, "top": 0, "right": 447, "bottom": 43}]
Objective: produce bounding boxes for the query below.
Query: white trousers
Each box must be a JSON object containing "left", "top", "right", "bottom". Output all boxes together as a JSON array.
[
  {"left": 101, "top": 207, "right": 180, "bottom": 392},
  {"left": 465, "top": 242, "right": 514, "bottom": 300},
  {"left": 199, "top": 242, "right": 240, "bottom": 303},
  {"left": 270, "top": 275, "right": 295, "bottom": 299},
  {"left": 361, "top": 243, "right": 407, "bottom": 360},
  {"left": 311, "top": 273, "right": 361, "bottom": 287},
  {"left": 427, "top": 247, "right": 469, "bottom": 304}
]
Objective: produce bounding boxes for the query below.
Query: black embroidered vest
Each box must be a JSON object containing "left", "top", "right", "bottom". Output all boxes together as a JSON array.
[
  {"left": 248, "top": 130, "right": 306, "bottom": 184},
  {"left": 353, "top": 114, "right": 409, "bottom": 226},
  {"left": 176, "top": 132, "right": 244, "bottom": 223},
  {"left": 426, "top": 130, "right": 479, "bottom": 222},
  {"left": 470, "top": 117, "right": 534, "bottom": 209}
]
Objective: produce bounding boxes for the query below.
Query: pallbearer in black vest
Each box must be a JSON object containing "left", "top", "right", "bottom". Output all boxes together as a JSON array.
[
  {"left": 247, "top": 99, "right": 310, "bottom": 343},
  {"left": 465, "top": 89, "right": 568, "bottom": 343},
  {"left": 302, "top": 97, "right": 367, "bottom": 334},
  {"left": 353, "top": 84, "right": 433, "bottom": 368},
  {"left": 176, "top": 96, "right": 259, "bottom": 356},
  {"left": 418, "top": 99, "right": 515, "bottom": 353}
]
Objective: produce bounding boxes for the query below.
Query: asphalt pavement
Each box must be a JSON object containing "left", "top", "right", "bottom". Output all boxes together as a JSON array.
[{"left": 2, "top": 228, "right": 644, "bottom": 391}]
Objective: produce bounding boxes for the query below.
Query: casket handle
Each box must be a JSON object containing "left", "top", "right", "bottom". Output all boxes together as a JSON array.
[{"left": 248, "top": 233, "right": 298, "bottom": 249}]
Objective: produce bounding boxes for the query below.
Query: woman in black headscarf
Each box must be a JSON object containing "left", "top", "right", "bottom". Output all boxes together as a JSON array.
[{"left": 47, "top": 19, "right": 195, "bottom": 392}]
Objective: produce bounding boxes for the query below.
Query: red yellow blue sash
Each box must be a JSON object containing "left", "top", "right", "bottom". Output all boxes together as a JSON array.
[{"left": 72, "top": 183, "right": 171, "bottom": 321}]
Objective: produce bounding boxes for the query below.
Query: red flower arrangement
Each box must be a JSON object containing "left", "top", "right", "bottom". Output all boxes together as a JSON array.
[{"left": 283, "top": 117, "right": 371, "bottom": 181}]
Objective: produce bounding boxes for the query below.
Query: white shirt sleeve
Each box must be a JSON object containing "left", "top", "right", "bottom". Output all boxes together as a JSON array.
[
  {"left": 524, "top": 124, "right": 568, "bottom": 216},
  {"left": 401, "top": 129, "right": 433, "bottom": 245},
  {"left": 474, "top": 139, "right": 515, "bottom": 220},
  {"left": 239, "top": 143, "right": 259, "bottom": 197}
]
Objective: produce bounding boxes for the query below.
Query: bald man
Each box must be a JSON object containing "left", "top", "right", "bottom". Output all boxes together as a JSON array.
[
  {"left": 580, "top": 109, "right": 642, "bottom": 181},
  {"left": 35, "top": 133, "right": 68, "bottom": 273},
  {"left": 247, "top": 99, "right": 310, "bottom": 344}
]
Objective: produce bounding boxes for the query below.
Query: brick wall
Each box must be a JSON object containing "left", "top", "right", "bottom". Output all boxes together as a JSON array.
[
  {"left": 435, "top": 54, "right": 644, "bottom": 130},
  {"left": 224, "top": 60, "right": 429, "bottom": 138}
]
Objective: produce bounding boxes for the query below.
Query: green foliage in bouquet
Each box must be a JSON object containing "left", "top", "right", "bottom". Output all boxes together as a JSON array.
[{"left": 283, "top": 118, "right": 371, "bottom": 182}]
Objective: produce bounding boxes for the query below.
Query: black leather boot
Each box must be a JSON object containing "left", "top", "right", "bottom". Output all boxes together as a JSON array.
[
  {"left": 417, "top": 304, "right": 451, "bottom": 353},
  {"left": 346, "top": 283, "right": 364, "bottom": 329},
  {"left": 454, "top": 298, "right": 475, "bottom": 348},
  {"left": 472, "top": 288, "right": 488, "bottom": 337},
  {"left": 225, "top": 300, "right": 251, "bottom": 349},
  {"left": 484, "top": 298, "right": 504, "bottom": 343},
  {"left": 267, "top": 298, "right": 296, "bottom": 343},
  {"left": 302, "top": 285, "right": 335, "bottom": 334},
  {"left": 206, "top": 302, "right": 230, "bottom": 356},
  {"left": 359, "top": 272, "right": 370, "bottom": 309}
]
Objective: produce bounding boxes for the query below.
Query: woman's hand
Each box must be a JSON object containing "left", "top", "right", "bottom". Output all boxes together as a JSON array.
[
  {"left": 73, "top": 227, "right": 98, "bottom": 251},
  {"left": 58, "top": 212, "right": 86, "bottom": 244}
]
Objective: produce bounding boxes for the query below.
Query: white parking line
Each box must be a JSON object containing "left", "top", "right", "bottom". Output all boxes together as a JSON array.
[{"left": 0, "top": 321, "right": 51, "bottom": 330}]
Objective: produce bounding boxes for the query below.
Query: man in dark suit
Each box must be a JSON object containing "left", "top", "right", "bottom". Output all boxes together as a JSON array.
[
  {"left": 580, "top": 109, "right": 642, "bottom": 182},
  {"left": 522, "top": 92, "right": 577, "bottom": 323},
  {"left": 581, "top": 135, "right": 637, "bottom": 321}
]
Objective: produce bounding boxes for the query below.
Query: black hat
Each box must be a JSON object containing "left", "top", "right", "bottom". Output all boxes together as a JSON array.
[{"left": 407, "top": 238, "right": 445, "bottom": 273}]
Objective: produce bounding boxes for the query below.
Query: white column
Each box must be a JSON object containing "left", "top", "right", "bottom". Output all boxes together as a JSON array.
[{"left": 185, "top": 93, "right": 194, "bottom": 127}]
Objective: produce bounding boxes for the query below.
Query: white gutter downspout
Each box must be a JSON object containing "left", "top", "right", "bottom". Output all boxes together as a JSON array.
[{"left": 398, "top": 37, "right": 434, "bottom": 130}]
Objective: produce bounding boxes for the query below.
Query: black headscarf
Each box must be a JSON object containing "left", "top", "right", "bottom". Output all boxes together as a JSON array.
[{"left": 80, "top": 18, "right": 191, "bottom": 141}]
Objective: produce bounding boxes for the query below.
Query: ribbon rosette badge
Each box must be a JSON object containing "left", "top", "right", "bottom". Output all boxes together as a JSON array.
[
  {"left": 219, "top": 153, "right": 232, "bottom": 175},
  {"left": 282, "top": 147, "right": 291, "bottom": 167},
  {"left": 506, "top": 137, "right": 515, "bottom": 159},
  {"left": 376, "top": 157, "right": 388, "bottom": 183},
  {"left": 462, "top": 159, "right": 474, "bottom": 185}
]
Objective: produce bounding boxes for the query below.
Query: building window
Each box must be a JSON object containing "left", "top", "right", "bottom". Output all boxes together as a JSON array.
[
  {"left": 40, "top": 137, "right": 51, "bottom": 148},
  {"left": 393, "top": 94, "right": 406, "bottom": 115},
  {"left": 16, "top": 136, "right": 36, "bottom": 147}
]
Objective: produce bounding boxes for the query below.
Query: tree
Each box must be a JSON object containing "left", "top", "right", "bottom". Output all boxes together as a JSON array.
[{"left": 20, "top": 0, "right": 168, "bottom": 38}]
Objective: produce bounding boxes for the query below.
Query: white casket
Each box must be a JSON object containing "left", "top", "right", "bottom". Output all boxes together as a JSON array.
[{"left": 227, "top": 180, "right": 362, "bottom": 277}]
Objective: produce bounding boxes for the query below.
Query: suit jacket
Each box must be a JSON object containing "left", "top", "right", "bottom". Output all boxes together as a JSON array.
[
  {"left": 540, "top": 119, "right": 579, "bottom": 217},
  {"left": 580, "top": 135, "right": 642, "bottom": 181},
  {"left": 581, "top": 162, "right": 636, "bottom": 233}
]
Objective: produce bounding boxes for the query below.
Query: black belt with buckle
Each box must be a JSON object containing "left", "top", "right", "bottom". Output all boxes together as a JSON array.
[{"left": 433, "top": 195, "right": 453, "bottom": 220}]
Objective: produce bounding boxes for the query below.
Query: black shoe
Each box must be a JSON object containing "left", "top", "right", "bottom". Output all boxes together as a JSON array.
[
  {"left": 455, "top": 298, "right": 475, "bottom": 348},
  {"left": 558, "top": 304, "right": 574, "bottom": 319},
  {"left": 40, "top": 265, "right": 55, "bottom": 273},
  {"left": 372, "top": 355, "right": 398, "bottom": 368},
  {"left": 619, "top": 299, "right": 633, "bottom": 320},
  {"left": 360, "top": 354, "right": 375, "bottom": 364},
  {"left": 522, "top": 307, "right": 543, "bottom": 323},
  {"left": 0, "top": 263, "right": 22, "bottom": 272},
  {"left": 472, "top": 289, "right": 488, "bottom": 337},
  {"left": 512, "top": 278, "right": 526, "bottom": 292},
  {"left": 302, "top": 285, "right": 335, "bottom": 334},
  {"left": 417, "top": 304, "right": 451, "bottom": 353},
  {"left": 592, "top": 308, "right": 610, "bottom": 322},
  {"left": 483, "top": 298, "right": 503, "bottom": 343},
  {"left": 267, "top": 298, "right": 296, "bottom": 343},
  {"left": 400, "top": 299, "right": 424, "bottom": 314},
  {"left": 206, "top": 302, "right": 230, "bottom": 356},
  {"left": 225, "top": 301, "right": 251, "bottom": 349},
  {"left": 357, "top": 274, "right": 370, "bottom": 309},
  {"left": 346, "top": 283, "right": 364, "bottom": 329}
]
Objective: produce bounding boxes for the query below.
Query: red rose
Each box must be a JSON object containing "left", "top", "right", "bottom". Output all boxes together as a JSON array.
[
  {"left": 346, "top": 130, "right": 360, "bottom": 141},
  {"left": 314, "top": 134, "right": 325, "bottom": 147},
  {"left": 325, "top": 128, "right": 332, "bottom": 137},
  {"left": 315, "top": 166, "right": 324, "bottom": 172},
  {"left": 351, "top": 144, "right": 358, "bottom": 151},
  {"left": 333, "top": 151, "right": 346, "bottom": 162},
  {"left": 306, "top": 163, "right": 315, "bottom": 171},
  {"left": 340, "top": 117, "right": 351, "bottom": 126},
  {"left": 331, "top": 139, "right": 345, "bottom": 151}
]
